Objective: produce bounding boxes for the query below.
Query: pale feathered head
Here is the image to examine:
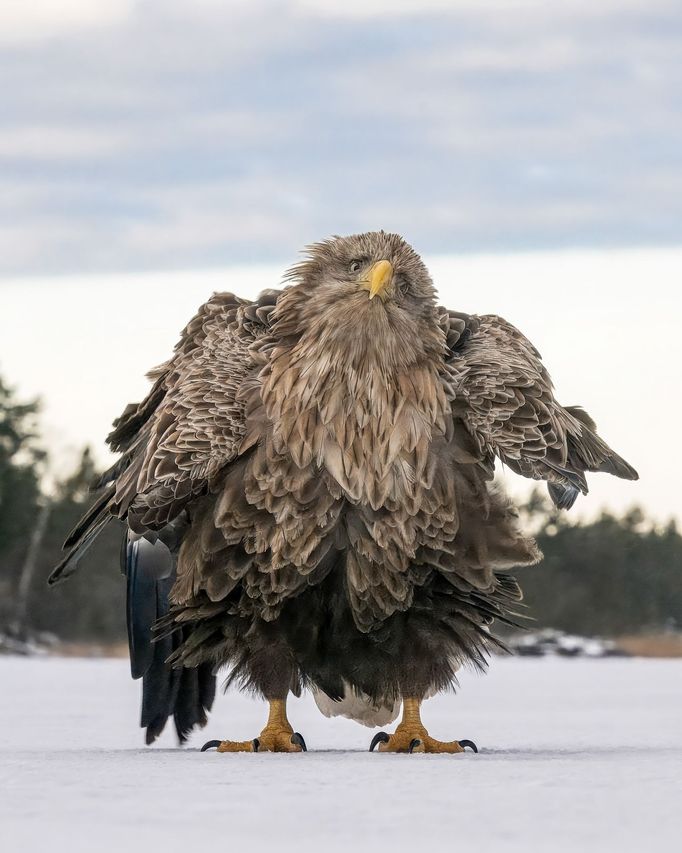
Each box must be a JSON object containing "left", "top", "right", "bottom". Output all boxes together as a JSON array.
[{"left": 273, "top": 231, "right": 445, "bottom": 375}]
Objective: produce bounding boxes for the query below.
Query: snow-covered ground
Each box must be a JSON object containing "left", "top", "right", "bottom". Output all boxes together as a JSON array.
[{"left": 1, "top": 656, "right": 680, "bottom": 853}]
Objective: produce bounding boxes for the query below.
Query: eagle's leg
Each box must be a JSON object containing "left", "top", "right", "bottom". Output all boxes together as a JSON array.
[
  {"left": 369, "top": 698, "right": 477, "bottom": 755},
  {"left": 202, "top": 697, "right": 306, "bottom": 753}
]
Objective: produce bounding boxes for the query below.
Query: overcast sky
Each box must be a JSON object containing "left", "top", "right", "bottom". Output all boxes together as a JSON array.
[{"left": 1, "top": 0, "right": 681, "bottom": 275}]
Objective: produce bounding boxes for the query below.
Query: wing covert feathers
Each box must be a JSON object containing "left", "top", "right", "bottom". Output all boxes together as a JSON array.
[
  {"left": 51, "top": 289, "right": 280, "bottom": 584},
  {"left": 440, "top": 312, "right": 638, "bottom": 508}
]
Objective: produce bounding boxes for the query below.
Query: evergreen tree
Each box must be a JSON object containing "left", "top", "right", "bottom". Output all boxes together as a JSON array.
[
  {"left": 515, "top": 490, "right": 682, "bottom": 636},
  {"left": 27, "top": 447, "right": 126, "bottom": 642},
  {"left": 0, "top": 375, "right": 45, "bottom": 624}
]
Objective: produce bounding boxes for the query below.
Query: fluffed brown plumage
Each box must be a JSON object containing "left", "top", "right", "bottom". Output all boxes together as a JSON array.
[{"left": 51, "top": 231, "right": 638, "bottom": 740}]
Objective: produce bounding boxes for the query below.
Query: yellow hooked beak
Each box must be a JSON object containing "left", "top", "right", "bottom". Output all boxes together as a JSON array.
[{"left": 360, "top": 259, "right": 393, "bottom": 301}]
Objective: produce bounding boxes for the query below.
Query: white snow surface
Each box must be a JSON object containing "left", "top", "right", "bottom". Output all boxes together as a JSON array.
[{"left": 1, "top": 656, "right": 680, "bottom": 853}]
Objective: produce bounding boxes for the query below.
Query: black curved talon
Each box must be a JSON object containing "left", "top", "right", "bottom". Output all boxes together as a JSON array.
[
  {"left": 369, "top": 732, "right": 390, "bottom": 752},
  {"left": 252, "top": 738, "right": 261, "bottom": 752},
  {"left": 408, "top": 738, "right": 422, "bottom": 754},
  {"left": 458, "top": 740, "right": 479, "bottom": 753},
  {"left": 201, "top": 740, "right": 222, "bottom": 752},
  {"left": 290, "top": 732, "right": 308, "bottom": 752}
]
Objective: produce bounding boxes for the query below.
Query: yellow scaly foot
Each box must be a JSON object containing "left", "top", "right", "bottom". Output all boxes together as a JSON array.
[
  {"left": 201, "top": 699, "right": 307, "bottom": 753},
  {"left": 369, "top": 698, "right": 478, "bottom": 754}
]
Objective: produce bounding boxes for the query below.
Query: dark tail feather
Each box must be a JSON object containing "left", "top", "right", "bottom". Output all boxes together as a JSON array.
[
  {"left": 141, "top": 629, "right": 215, "bottom": 745},
  {"left": 173, "top": 662, "right": 216, "bottom": 743},
  {"left": 124, "top": 534, "right": 216, "bottom": 744},
  {"left": 141, "top": 626, "right": 179, "bottom": 744}
]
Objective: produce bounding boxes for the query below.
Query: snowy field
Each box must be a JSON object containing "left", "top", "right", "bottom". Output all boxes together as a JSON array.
[{"left": 1, "top": 656, "right": 680, "bottom": 853}]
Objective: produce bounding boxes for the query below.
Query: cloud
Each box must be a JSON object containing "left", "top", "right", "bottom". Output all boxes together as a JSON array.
[
  {"left": 0, "top": 0, "right": 680, "bottom": 275},
  {"left": 0, "top": 126, "right": 131, "bottom": 160},
  {"left": 0, "top": 0, "right": 135, "bottom": 44},
  {"left": 297, "top": 0, "right": 680, "bottom": 20}
]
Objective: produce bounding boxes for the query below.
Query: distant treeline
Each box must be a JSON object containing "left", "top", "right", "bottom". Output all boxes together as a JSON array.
[
  {"left": 0, "top": 373, "right": 124, "bottom": 641},
  {"left": 515, "top": 495, "right": 681, "bottom": 636},
  {"left": 0, "top": 370, "right": 679, "bottom": 643}
]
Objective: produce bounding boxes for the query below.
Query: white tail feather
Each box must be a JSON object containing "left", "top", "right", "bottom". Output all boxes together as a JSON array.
[{"left": 313, "top": 683, "right": 401, "bottom": 728}]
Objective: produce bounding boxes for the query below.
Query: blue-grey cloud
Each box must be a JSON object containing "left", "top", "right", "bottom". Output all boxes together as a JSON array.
[{"left": 1, "top": 0, "right": 681, "bottom": 275}]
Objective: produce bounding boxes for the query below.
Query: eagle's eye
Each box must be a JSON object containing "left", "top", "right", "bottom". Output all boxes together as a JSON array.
[
  {"left": 396, "top": 275, "right": 410, "bottom": 295},
  {"left": 349, "top": 260, "right": 362, "bottom": 274}
]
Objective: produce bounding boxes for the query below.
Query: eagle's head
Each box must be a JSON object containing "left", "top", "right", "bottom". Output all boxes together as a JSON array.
[{"left": 276, "top": 231, "right": 445, "bottom": 374}]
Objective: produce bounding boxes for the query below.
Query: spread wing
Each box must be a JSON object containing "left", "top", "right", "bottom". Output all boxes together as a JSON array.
[
  {"left": 439, "top": 310, "right": 638, "bottom": 509},
  {"left": 49, "top": 288, "right": 281, "bottom": 584}
]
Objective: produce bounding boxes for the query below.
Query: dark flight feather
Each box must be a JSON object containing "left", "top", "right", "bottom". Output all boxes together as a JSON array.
[{"left": 123, "top": 533, "right": 215, "bottom": 743}]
